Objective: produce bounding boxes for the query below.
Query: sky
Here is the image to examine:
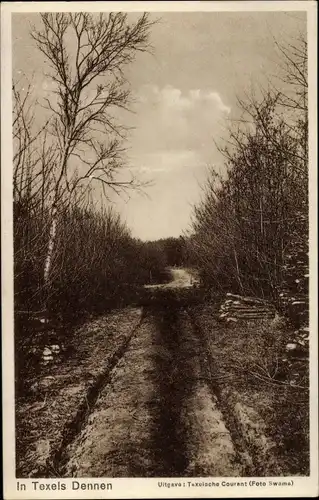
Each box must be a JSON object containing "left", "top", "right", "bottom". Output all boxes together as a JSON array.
[{"left": 12, "top": 10, "right": 306, "bottom": 241}]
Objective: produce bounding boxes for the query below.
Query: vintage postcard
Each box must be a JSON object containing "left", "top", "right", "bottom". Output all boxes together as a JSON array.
[{"left": 1, "top": 1, "right": 318, "bottom": 498}]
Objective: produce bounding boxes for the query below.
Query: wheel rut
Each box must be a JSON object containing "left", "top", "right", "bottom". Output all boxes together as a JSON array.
[
  {"left": 51, "top": 313, "right": 145, "bottom": 477},
  {"left": 151, "top": 306, "right": 188, "bottom": 476},
  {"left": 152, "top": 305, "right": 244, "bottom": 476},
  {"left": 59, "top": 305, "right": 245, "bottom": 477}
]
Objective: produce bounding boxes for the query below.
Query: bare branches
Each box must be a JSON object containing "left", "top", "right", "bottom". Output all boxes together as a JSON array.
[
  {"left": 230, "top": 360, "right": 308, "bottom": 391},
  {"left": 29, "top": 12, "right": 153, "bottom": 212},
  {"left": 26, "top": 13, "right": 154, "bottom": 290},
  {"left": 12, "top": 81, "right": 57, "bottom": 210},
  {"left": 274, "top": 35, "right": 308, "bottom": 112},
  {"left": 189, "top": 33, "right": 308, "bottom": 302}
]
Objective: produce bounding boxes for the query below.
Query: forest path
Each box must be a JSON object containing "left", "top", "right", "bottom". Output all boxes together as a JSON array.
[
  {"left": 166, "top": 268, "right": 194, "bottom": 288},
  {"left": 144, "top": 267, "right": 196, "bottom": 289},
  {"left": 15, "top": 267, "right": 285, "bottom": 478},
  {"left": 60, "top": 270, "right": 243, "bottom": 477}
]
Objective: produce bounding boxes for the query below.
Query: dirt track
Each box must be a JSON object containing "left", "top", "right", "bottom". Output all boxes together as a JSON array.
[
  {"left": 57, "top": 269, "right": 244, "bottom": 477},
  {"left": 144, "top": 268, "right": 195, "bottom": 289},
  {"left": 61, "top": 307, "right": 242, "bottom": 477},
  {"left": 16, "top": 268, "right": 307, "bottom": 478}
]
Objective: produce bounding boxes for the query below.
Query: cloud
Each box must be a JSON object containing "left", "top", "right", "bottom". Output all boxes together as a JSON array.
[
  {"left": 139, "top": 84, "right": 230, "bottom": 113},
  {"left": 206, "top": 91, "right": 231, "bottom": 114},
  {"left": 130, "top": 85, "right": 230, "bottom": 165}
]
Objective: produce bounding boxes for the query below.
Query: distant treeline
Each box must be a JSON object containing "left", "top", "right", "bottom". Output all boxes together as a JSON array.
[
  {"left": 14, "top": 194, "right": 188, "bottom": 317},
  {"left": 14, "top": 200, "right": 167, "bottom": 317},
  {"left": 145, "top": 237, "right": 189, "bottom": 271}
]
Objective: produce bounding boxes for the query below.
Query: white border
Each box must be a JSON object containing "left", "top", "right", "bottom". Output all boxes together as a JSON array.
[
  {"left": 1, "top": 1, "right": 317, "bottom": 13},
  {"left": 1, "top": 2, "right": 318, "bottom": 499}
]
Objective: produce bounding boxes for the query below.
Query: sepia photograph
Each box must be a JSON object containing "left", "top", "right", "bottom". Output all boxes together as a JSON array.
[{"left": 1, "top": 1, "right": 318, "bottom": 498}]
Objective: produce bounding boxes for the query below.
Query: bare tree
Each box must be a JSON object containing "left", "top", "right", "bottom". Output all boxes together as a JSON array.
[
  {"left": 275, "top": 34, "right": 308, "bottom": 181},
  {"left": 13, "top": 82, "right": 42, "bottom": 204},
  {"left": 30, "top": 12, "right": 153, "bottom": 295},
  {"left": 189, "top": 32, "right": 308, "bottom": 307},
  {"left": 274, "top": 34, "right": 307, "bottom": 114}
]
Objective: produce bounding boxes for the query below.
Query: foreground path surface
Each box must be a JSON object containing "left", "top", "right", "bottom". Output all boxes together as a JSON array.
[
  {"left": 16, "top": 268, "right": 303, "bottom": 477},
  {"left": 63, "top": 313, "right": 160, "bottom": 477},
  {"left": 62, "top": 304, "right": 243, "bottom": 477}
]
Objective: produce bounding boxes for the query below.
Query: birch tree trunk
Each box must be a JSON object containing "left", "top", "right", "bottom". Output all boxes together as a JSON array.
[
  {"left": 31, "top": 13, "right": 152, "bottom": 313},
  {"left": 42, "top": 155, "right": 66, "bottom": 310},
  {"left": 233, "top": 248, "right": 244, "bottom": 293},
  {"left": 43, "top": 202, "right": 58, "bottom": 286}
]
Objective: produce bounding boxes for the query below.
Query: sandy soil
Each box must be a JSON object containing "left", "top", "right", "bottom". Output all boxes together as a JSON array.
[
  {"left": 144, "top": 267, "right": 195, "bottom": 289},
  {"left": 61, "top": 306, "right": 243, "bottom": 477},
  {"left": 16, "top": 308, "right": 143, "bottom": 477},
  {"left": 174, "top": 311, "right": 243, "bottom": 476},
  {"left": 63, "top": 314, "right": 162, "bottom": 477},
  {"left": 16, "top": 269, "right": 306, "bottom": 478}
]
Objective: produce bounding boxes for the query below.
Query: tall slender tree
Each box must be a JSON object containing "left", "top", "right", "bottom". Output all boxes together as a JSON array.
[{"left": 30, "top": 12, "right": 153, "bottom": 299}]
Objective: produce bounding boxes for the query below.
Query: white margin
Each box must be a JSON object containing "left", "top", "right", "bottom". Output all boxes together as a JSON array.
[{"left": 1, "top": 2, "right": 318, "bottom": 499}]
